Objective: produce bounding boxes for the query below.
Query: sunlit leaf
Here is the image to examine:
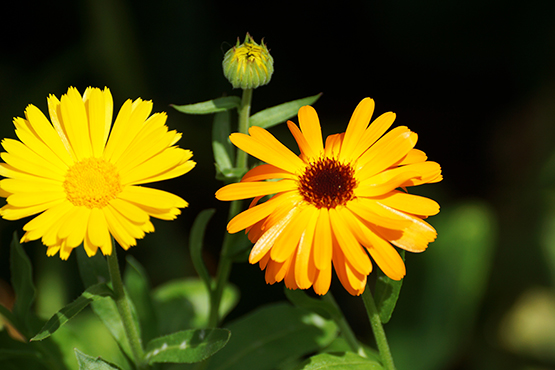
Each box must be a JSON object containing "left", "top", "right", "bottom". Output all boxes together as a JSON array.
[
  {"left": 172, "top": 96, "right": 241, "bottom": 115},
  {"left": 74, "top": 348, "right": 122, "bottom": 370},
  {"left": 297, "top": 352, "right": 383, "bottom": 370},
  {"left": 31, "top": 283, "right": 113, "bottom": 341},
  {"left": 145, "top": 329, "right": 230, "bottom": 364},
  {"left": 249, "top": 93, "right": 322, "bottom": 129}
]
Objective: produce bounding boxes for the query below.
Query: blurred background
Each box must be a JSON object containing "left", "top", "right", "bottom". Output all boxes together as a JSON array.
[{"left": 1, "top": 0, "right": 555, "bottom": 369}]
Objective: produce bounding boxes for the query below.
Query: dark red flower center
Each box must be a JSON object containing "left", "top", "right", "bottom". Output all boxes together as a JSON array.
[{"left": 298, "top": 158, "right": 357, "bottom": 209}]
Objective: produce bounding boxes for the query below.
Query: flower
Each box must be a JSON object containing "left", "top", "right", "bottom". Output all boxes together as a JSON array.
[
  {"left": 222, "top": 33, "right": 274, "bottom": 89},
  {"left": 216, "top": 98, "right": 442, "bottom": 295},
  {"left": 0, "top": 87, "right": 195, "bottom": 259}
]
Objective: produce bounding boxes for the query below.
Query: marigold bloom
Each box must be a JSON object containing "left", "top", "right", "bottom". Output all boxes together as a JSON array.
[
  {"left": 216, "top": 98, "right": 442, "bottom": 295},
  {"left": 0, "top": 87, "right": 195, "bottom": 259}
]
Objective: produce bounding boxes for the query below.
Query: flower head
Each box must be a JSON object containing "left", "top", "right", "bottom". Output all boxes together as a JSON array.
[
  {"left": 216, "top": 98, "right": 442, "bottom": 295},
  {"left": 222, "top": 33, "right": 274, "bottom": 89},
  {"left": 0, "top": 87, "right": 195, "bottom": 259}
]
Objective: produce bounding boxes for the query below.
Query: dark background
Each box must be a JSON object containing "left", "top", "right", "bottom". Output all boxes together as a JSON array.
[{"left": 1, "top": 1, "right": 555, "bottom": 369}]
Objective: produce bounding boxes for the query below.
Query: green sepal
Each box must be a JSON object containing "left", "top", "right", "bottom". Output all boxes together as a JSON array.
[
  {"left": 373, "top": 250, "right": 405, "bottom": 324},
  {"left": 171, "top": 96, "right": 241, "bottom": 115},
  {"left": 284, "top": 288, "right": 341, "bottom": 321},
  {"left": 74, "top": 348, "right": 122, "bottom": 370},
  {"left": 31, "top": 283, "right": 113, "bottom": 341},
  {"left": 144, "top": 329, "right": 230, "bottom": 364},
  {"left": 189, "top": 209, "right": 216, "bottom": 293},
  {"left": 297, "top": 352, "right": 384, "bottom": 370},
  {"left": 9, "top": 232, "right": 36, "bottom": 332},
  {"left": 249, "top": 93, "right": 322, "bottom": 129},
  {"left": 215, "top": 167, "right": 248, "bottom": 182}
]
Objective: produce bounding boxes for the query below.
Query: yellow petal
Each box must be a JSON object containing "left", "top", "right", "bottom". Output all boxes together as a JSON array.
[
  {"left": 298, "top": 105, "right": 324, "bottom": 158},
  {"left": 120, "top": 147, "right": 193, "bottom": 185},
  {"left": 349, "top": 112, "right": 397, "bottom": 161},
  {"left": 23, "top": 104, "right": 74, "bottom": 166},
  {"left": 329, "top": 207, "right": 372, "bottom": 275},
  {"left": 313, "top": 208, "right": 332, "bottom": 271},
  {"left": 230, "top": 128, "right": 305, "bottom": 174},
  {"left": 7, "top": 191, "right": 65, "bottom": 208},
  {"left": 249, "top": 206, "right": 299, "bottom": 264},
  {"left": 1, "top": 151, "right": 65, "bottom": 181},
  {"left": 339, "top": 98, "right": 374, "bottom": 161},
  {"left": 271, "top": 205, "right": 314, "bottom": 263},
  {"left": 0, "top": 178, "right": 63, "bottom": 194},
  {"left": 375, "top": 191, "right": 440, "bottom": 216},
  {"left": 346, "top": 198, "right": 412, "bottom": 230},
  {"left": 294, "top": 209, "right": 318, "bottom": 289},
  {"left": 227, "top": 192, "right": 294, "bottom": 234},
  {"left": 0, "top": 199, "right": 65, "bottom": 221},
  {"left": 241, "top": 164, "right": 296, "bottom": 182},
  {"left": 88, "top": 208, "right": 112, "bottom": 254},
  {"left": 109, "top": 198, "right": 150, "bottom": 224},
  {"left": 84, "top": 87, "right": 112, "bottom": 157},
  {"left": 313, "top": 263, "right": 332, "bottom": 295},
  {"left": 60, "top": 87, "right": 92, "bottom": 159},
  {"left": 118, "top": 186, "right": 188, "bottom": 210},
  {"left": 355, "top": 169, "right": 421, "bottom": 197},
  {"left": 216, "top": 180, "right": 297, "bottom": 201}
]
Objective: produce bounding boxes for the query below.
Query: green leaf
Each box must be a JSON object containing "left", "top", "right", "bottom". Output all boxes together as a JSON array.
[
  {"left": 297, "top": 352, "right": 383, "bottom": 370},
  {"left": 249, "top": 93, "right": 322, "bottom": 129},
  {"left": 31, "top": 283, "right": 113, "bottom": 341},
  {"left": 153, "top": 278, "right": 238, "bottom": 332},
  {"left": 189, "top": 209, "right": 216, "bottom": 293},
  {"left": 145, "top": 329, "right": 230, "bottom": 364},
  {"left": 89, "top": 297, "right": 133, "bottom": 360},
  {"left": 0, "top": 349, "right": 42, "bottom": 361},
  {"left": 74, "top": 348, "right": 122, "bottom": 370},
  {"left": 172, "top": 96, "right": 241, "bottom": 115},
  {"left": 206, "top": 303, "right": 337, "bottom": 370},
  {"left": 212, "top": 110, "right": 234, "bottom": 174},
  {"left": 10, "top": 232, "right": 36, "bottom": 327},
  {"left": 284, "top": 288, "right": 341, "bottom": 320},
  {"left": 124, "top": 256, "right": 158, "bottom": 344},
  {"left": 373, "top": 250, "right": 404, "bottom": 324},
  {"left": 76, "top": 246, "right": 110, "bottom": 289}
]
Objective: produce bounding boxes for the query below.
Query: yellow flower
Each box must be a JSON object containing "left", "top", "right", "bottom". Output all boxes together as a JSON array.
[
  {"left": 216, "top": 98, "right": 442, "bottom": 296},
  {"left": 0, "top": 87, "right": 195, "bottom": 260}
]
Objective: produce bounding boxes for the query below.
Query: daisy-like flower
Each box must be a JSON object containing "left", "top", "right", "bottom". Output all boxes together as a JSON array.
[
  {"left": 0, "top": 87, "right": 195, "bottom": 260},
  {"left": 216, "top": 98, "right": 442, "bottom": 296}
]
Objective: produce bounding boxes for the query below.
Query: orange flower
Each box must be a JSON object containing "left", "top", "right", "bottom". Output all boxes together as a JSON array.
[{"left": 216, "top": 98, "right": 442, "bottom": 295}]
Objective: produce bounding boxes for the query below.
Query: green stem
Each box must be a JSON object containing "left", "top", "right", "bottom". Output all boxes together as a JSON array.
[
  {"left": 361, "top": 284, "right": 396, "bottom": 370},
  {"left": 322, "top": 293, "right": 367, "bottom": 358},
  {"left": 208, "top": 88, "right": 253, "bottom": 327},
  {"left": 106, "top": 242, "right": 146, "bottom": 369}
]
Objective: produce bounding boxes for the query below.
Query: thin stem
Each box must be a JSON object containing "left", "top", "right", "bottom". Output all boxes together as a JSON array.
[
  {"left": 322, "top": 293, "right": 367, "bottom": 358},
  {"left": 106, "top": 242, "right": 146, "bottom": 369},
  {"left": 208, "top": 88, "right": 253, "bottom": 327},
  {"left": 361, "top": 284, "right": 396, "bottom": 370}
]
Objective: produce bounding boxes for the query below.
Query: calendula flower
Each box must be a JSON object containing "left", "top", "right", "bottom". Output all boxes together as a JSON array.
[
  {"left": 216, "top": 98, "right": 442, "bottom": 295},
  {"left": 0, "top": 87, "right": 195, "bottom": 260}
]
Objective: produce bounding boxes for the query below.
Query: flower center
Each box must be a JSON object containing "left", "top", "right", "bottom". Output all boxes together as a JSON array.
[
  {"left": 63, "top": 158, "right": 122, "bottom": 208},
  {"left": 298, "top": 158, "right": 358, "bottom": 209}
]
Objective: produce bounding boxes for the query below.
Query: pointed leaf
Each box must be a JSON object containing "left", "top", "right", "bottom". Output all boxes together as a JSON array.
[
  {"left": 213, "top": 110, "right": 234, "bottom": 173},
  {"left": 189, "top": 209, "right": 216, "bottom": 293},
  {"left": 249, "top": 93, "right": 322, "bottom": 129},
  {"left": 374, "top": 250, "right": 404, "bottom": 324},
  {"left": 284, "top": 288, "right": 341, "bottom": 320},
  {"left": 10, "top": 232, "right": 36, "bottom": 326},
  {"left": 172, "top": 96, "right": 241, "bottom": 115},
  {"left": 124, "top": 256, "right": 158, "bottom": 344},
  {"left": 145, "top": 329, "right": 230, "bottom": 364},
  {"left": 297, "top": 352, "right": 383, "bottom": 370},
  {"left": 31, "top": 283, "right": 113, "bottom": 341},
  {"left": 206, "top": 303, "right": 337, "bottom": 370},
  {"left": 74, "top": 348, "right": 122, "bottom": 370}
]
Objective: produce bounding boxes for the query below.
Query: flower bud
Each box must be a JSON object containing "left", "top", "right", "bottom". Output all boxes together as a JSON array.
[{"left": 223, "top": 33, "right": 274, "bottom": 89}]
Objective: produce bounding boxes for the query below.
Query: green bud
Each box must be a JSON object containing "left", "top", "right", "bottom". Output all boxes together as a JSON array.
[{"left": 222, "top": 33, "right": 274, "bottom": 90}]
